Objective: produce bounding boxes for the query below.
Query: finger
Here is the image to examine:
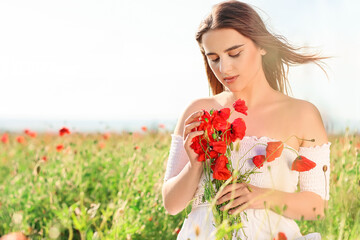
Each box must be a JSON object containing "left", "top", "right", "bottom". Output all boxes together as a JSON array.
[
  {"left": 217, "top": 183, "right": 246, "bottom": 201},
  {"left": 217, "top": 186, "right": 245, "bottom": 205},
  {"left": 220, "top": 196, "right": 247, "bottom": 211},
  {"left": 184, "top": 130, "right": 204, "bottom": 145},
  {"left": 228, "top": 200, "right": 248, "bottom": 215},
  {"left": 184, "top": 110, "right": 204, "bottom": 125},
  {"left": 183, "top": 121, "right": 202, "bottom": 138}
]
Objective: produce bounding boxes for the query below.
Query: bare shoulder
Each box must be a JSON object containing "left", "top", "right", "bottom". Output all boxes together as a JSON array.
[
  {"left": 286, "top": 97, "right": 329, "bottom": 147},
  {"left": 173, "top": 97, "right": 213, "bottom": 137}
]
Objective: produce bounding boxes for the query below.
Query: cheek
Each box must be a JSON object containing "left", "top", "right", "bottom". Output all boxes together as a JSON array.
[{"left": 239, "top": 53, "right": 262, "bottom": 75}]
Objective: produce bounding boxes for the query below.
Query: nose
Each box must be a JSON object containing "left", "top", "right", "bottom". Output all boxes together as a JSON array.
[{"left": 219, "top": 58, "right": 233, "bottom": 75}]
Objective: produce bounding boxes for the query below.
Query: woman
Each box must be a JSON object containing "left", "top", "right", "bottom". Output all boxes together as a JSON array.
[{"left": 162, "top": 1, "right": 331, "bottom": 239}]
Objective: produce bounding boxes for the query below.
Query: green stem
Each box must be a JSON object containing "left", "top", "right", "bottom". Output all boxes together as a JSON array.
[
  {"left": 234, "top": 142, "right": 265, "bottom": 170},
  {"left": 284, "top": 146, "right": 300, "bottom": 157}
]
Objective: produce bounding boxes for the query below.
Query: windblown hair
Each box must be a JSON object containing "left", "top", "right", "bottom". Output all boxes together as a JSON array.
[{"left": 196, "top": 0, "right": 328, "bottom": 96}]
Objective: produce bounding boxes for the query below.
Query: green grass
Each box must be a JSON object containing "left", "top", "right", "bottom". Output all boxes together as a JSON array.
[{"left": 0, "top": 131, "right": 359, "bottom": 239}]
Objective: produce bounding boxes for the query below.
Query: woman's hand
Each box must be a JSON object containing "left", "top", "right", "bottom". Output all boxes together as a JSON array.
[
  {"left": 216, "top": 183, "right": 272, "bottom": 215},
  {"left": 183, "top": 110, "right": 205, "bottom": 169}
]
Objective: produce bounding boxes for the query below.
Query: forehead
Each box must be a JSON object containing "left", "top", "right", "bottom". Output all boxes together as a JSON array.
[{"left": 201, "top": 28, "right": 250, "bottom": 53}]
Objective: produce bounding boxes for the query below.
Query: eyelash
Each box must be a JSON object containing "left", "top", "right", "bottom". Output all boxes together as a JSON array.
[{"left": 210, "top": 52, "right": 241, "bottom": 63}]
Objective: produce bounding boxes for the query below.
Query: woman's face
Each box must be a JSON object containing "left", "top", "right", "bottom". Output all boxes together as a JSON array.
[{"left": 201, "top": 28, "right": 266, "bottom": 92}]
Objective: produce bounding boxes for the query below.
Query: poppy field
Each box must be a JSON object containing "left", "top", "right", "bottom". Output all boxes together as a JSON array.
[{"left": 0, "top": 128, "right": 359, "bottom": 239}]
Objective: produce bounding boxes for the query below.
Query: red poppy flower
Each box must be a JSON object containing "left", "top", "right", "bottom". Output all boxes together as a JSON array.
[
  {"left": 190, "top": 137, "right": 208, "bottom": 155},
  {"left": 356, "top": 143, "right": 360, "bottom": 150},
  {"left": 212, "top": 155, "right": 232, "bottom": 180},
  {"left": 59, "top": 127, "right": 70, "bottom": 136},
  {"left": 198, "top": 149, "right": 218, "bottom": 162},
  {"left": 218, "top": 108, "right": 231, "bottom": 120},
  {"left": 1, "top": 133, "right": 9, "bottom": 144},
  {"left": 41, "top": 156, "right": 47, "bottom": 162},
  {"left": 98, "top": 142, "right": 106, "bottom": 149},
  {"left": 229, "top": 118, "right": 246, "bottom": 142},
  {"left": 141, "top": 126, "right": 147, "bottom": 132},
  {"left": 212, "top": 108, "right": 231, "bottom": 132},
  {"left": 16, "top": 136, "right": 25, "bottom": 144},
  {"left": 197, "top": 110, "right": 214, "bottom": 134},
  {"left": 252, "top": 155, "right": 266, "bottom": 168},
  {"left": 159, "top": 123, "right": 166, "bottom": 129},
  {"left": 103, "top": 132, "right": 110, "bottom": 140},
  {"left": 273, "top": 232, "right": 287, "bottom": 240},
  {"left": 209, "top": 141, "right": 227, "bottom": 154},
  {"left": 291, "top": 156, "right": 316, "bottom": 172},
  {"left": 24, "top": 129, "right": 37, "bottom": 138},
  {"left": 266, "top": 141, "right": 284, "bottom": 162},
  {"left": 148, "top": 216, "right": 153, "bottom": 221},
  {"left": 56, "top": 144, "right": 64, "bottom": 152},
  {"left": 233, "top": 99, "right": 248, "bottom": 115},
  {"left": 134, "top": 145, "right": 140, "bottom": 150}
]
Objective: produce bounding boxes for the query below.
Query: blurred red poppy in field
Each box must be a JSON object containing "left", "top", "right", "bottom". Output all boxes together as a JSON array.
[
  {"left": 56, "top": 144, "right": 64, "bottom": 152},
  {"left": 141, "top": 126, "right": 147, "bottom": 132},
  {"left": 103, "top": 132, "right": 110, "bottom": 140},
  {"left": 159, "top": 123, "right": 166, "bottom": 129},
  {"left": 59, "top": 127, "right": 70, "bottom": 136},
  {"left": 148, "top": 216, "right": 153, "bottom": 221},
  {"left": 0, "top": 232, "right": 28, "bottom": 240},
  {"left": 24, "top": 129, "right": 37, "bottom": 138},
  {"left": 16, "top": 136, "right": 25, "bottom": 144},
  {"left": 41, "top": 156, "right": 47, "bottom": 162},
  {"left": 273, "top": 232, "right": 287, "bottom": 240},
  {"left": 98, "top": 142, "right": 106, "bottom": 149},
  {"left": 1, "top": 133, "right": 9, "bottom": 144},
  {"left": 266, "top": 141, "right": 284, "bottom": 162},
  {"left": 292, "top": 156, "right": 316, "bottom": 172},
  {"left": 252, "top": 155, "right": 266, "bottom": 168},
  {"left": 134, "top": 146, "right": 140, "bottom": 150}
]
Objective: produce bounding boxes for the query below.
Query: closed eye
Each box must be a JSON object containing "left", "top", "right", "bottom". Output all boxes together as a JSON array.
[
  {"left": 230, "top": 52, "right": 241, "bottom": 57},
  {"left": 209, "top": 52, "right": 241, "bottom": 63}
]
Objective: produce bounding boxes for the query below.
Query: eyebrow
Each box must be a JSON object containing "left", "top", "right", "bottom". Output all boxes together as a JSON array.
[{"left": 205, "top": 44, "right": 244, "bottom": 56}]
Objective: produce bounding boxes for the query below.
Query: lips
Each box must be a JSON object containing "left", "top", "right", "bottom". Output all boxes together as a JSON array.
[{"left": 224, "top": 75, "right": 238, "bottom": 83}]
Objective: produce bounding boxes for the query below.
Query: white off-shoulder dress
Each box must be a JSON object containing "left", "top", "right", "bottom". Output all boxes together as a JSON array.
[{"left": 164, "top": 134, "right": 331, "bottom": 240}]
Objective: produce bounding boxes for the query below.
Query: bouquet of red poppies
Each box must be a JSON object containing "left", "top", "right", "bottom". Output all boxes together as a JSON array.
[
  {"left": 189, "top": 99, "right": 249, "bottom": 237},
  {"left": 190, "top": 98, "right": 318, "bottom": 239},
  {"left": 190, "top": 99, "right": 247, "bottom": 180}
]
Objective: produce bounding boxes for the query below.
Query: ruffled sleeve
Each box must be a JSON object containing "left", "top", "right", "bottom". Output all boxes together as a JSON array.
[
  {"left": 298, "top": 142, "right": 331, "bottom": 200},
  {"left": 163, "top": 134, "right": 190, "bottom": 182}
]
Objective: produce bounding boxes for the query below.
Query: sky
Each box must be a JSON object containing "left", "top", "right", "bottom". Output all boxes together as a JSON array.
[{"left": 0, "top": 0, "right": 359, "bottom": 133}]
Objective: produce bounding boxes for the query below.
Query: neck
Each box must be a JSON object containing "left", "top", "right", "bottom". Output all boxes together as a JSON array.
[{"left": 225, "top": 68, "right": 274, "bottom": 109}]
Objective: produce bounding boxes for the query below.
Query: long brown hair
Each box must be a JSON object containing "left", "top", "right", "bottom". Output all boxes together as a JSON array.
[{"left": 196, "top": 0, "right": 328, "bottom": 96}]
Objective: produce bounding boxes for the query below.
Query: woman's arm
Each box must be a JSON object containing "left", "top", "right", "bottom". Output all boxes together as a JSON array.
[
  {"left": 216, "top": 183, "right": 325, "bottom": 220},
  {"left": 162, "top": 99, "right": 207, "bottom": 215},
  {"left": 162, "top": 162, "right": 203, "bottom": 215}
]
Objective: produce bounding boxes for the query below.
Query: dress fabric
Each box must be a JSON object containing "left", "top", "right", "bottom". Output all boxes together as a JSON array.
[{"left": 164, "top": 134, "right": 331, "bottom": 240}]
